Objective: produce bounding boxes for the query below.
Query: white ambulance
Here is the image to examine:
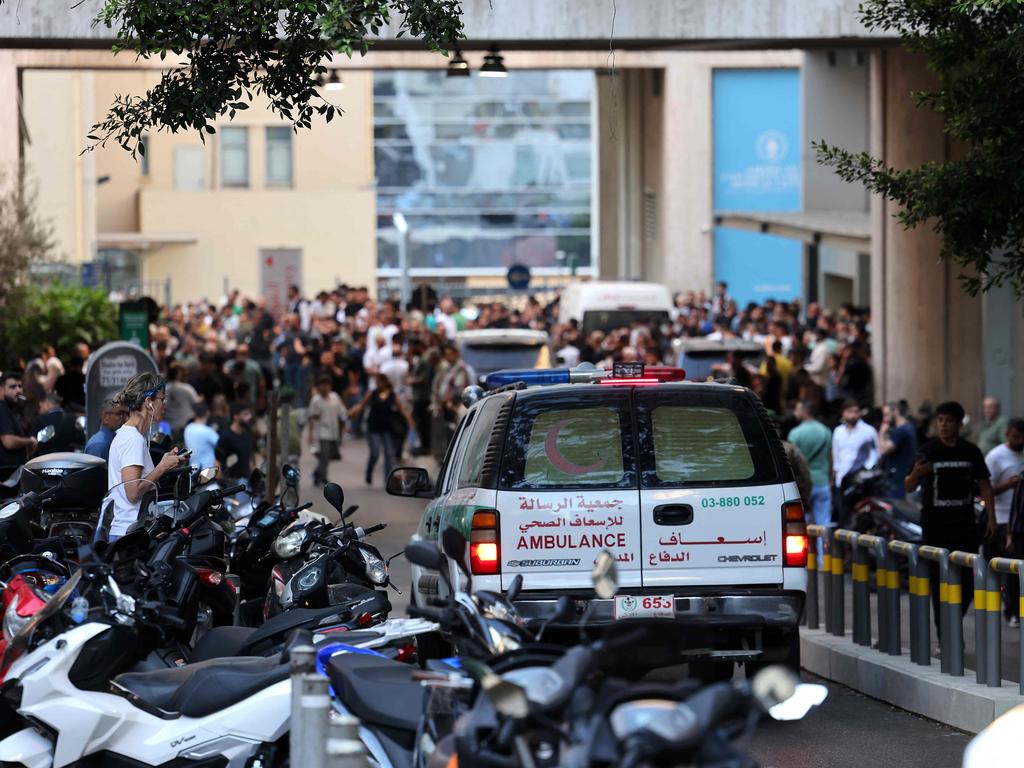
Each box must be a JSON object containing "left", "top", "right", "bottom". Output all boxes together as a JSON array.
[{"left": 388, "top": 364, "right": 807, "bottom": 678}]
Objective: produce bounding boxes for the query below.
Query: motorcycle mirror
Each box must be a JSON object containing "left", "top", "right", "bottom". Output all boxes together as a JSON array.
[
  {"left": 248, "top": 468, "right": 265, "bottom": 492},
  {"left": 441, "top": 527, "right": 467, "bottom": 564},
  {"left": 36, "top": 424, "right": 56, "bottom": 443},
  {"left": 198, "top": 467, "right": 218, "bottom": 485},
  {"left": 752, "top": 666, "right": 828, "bottom": 721},
  {"left": 506, "top": 574, "right": 523, "bottom": 604},
  {"left": 385, "top": 549, "right": 406, "bottom": 566},
  {"left": 282, "top": 464, "right": 301, "bottom": 487},
  {"left": 75, "top": 415, "right": 86, "bottom": 433},
  {"left": 461, "top": 658, "right": 530, "bottom": 719},
  {"left": 323, "top": 483, "right": 345, "bottom": 515},
  {"left": 405, "top": 540, "right": 444, "bottom": 571},
  {"left": 592, "top": 550, "right": 619, "bottom": 599},
  {"left": 536, "top": 594, "right": 575, "bottom": 642}
]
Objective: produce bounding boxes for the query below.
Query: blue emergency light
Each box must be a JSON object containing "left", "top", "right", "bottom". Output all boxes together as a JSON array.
[
  {"left": 484, "top": 365, "right": 686, "bottom": 390},
  {"left": 484, "top": 369, "right": 571, "bottom": 389}
]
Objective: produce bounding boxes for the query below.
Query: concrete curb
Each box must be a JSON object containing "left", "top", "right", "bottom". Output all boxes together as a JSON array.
[{"left": 801, "top": 628, "right": 1023, "bottom": 733}]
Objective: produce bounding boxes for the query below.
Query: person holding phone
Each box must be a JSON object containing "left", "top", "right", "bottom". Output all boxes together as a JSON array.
[
  {"left": 104, "top": 373, "right": 186, "bottom": 541},
  {"left": 905, "top": 400, "right": 996, "bottom": 634}
]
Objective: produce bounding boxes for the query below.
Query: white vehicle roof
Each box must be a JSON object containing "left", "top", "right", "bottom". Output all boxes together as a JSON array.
[{"left": 457, "top": 329, "right": 550, "bottom": 346}]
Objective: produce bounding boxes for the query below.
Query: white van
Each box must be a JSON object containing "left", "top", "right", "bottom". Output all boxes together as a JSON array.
[{"left": 559, "top": 281, "right": 674, "bottom": 335}]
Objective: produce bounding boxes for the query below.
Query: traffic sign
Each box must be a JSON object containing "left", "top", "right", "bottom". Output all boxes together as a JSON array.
[{"left": 507, "top": 263, "right": 531, "bottom": 290}]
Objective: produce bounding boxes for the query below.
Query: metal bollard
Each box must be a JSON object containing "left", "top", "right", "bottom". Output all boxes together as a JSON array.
[
  {"left": 328, "top": 714, "right": 369, "bottom": 768},
  {"left": 302, "top": 672, "right": 331, "bottom": 768},
  {"left": 985, "top": 563, "right": 1001, "bottom": 687},
  {"left": 806, "top": 547, "right": 819, "bottom": 629},
  {"left": 830, "top": 528, "right": 845, "bottom": 638},
  {"left": 820, "top": 528, "right": 834, "bottom": 634},
  {"left": 947, "top": 560, "right": 965, "bottom": 677},
  {"left": 989, "top": 557, "right": 1024, "bottom": 692},
  {"left": 290, "top": 644, "right": 318, "bottom": 767},
  {"left": 920, "top": 546, "right": 953, "bottom": 673},
  {"left": 871, "top": 538, "right": 900, "bottom": 656},
  {"left": 849, "top": 534, "right": 872, "bottom": 646},
  {"left": 902, "top": 544, "right": 932, "bottom": 666},
  {"left": 1019, "top": 568, "right": 1024, "bottom": 695},
  {"left": 969, "top": 553, "right": 988, "bottom": 686}
]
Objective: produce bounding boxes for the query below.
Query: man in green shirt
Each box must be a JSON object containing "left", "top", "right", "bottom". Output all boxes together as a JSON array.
[
  {"left": 788, "top": 399, "right": 832, "bottom": 556},
  {"left": 979, "top": 396, "right": 1008, "bottom": 457}
]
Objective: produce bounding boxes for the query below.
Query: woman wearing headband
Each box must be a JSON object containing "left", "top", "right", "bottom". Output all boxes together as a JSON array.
[{"left": 104, "top": 372, "right": 186, "bottom": 539}]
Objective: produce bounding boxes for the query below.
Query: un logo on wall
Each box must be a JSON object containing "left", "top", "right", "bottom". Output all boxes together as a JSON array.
[{"left": 755, "top": 130, "right": 789, "bottom": 164}]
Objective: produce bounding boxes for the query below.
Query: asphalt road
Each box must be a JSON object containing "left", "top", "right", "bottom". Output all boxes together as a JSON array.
[{"left": 294, "top": 436, "right": 972, "bottom": 767}]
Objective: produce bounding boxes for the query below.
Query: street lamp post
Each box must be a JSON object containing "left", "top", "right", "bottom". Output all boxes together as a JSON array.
[{"left": 393, "top": 212, "right": 411, "bottom": 309}]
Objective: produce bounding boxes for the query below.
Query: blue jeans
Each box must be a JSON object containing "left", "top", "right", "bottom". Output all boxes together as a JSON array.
[
  {"left": 366, "top": 430, "right": 396, "bottom": 484},
  {"left": 808, "top": 484, "right": 832, "bottom": 559}
]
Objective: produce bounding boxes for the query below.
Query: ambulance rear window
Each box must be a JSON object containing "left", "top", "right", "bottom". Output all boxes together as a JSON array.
[
  {"left": 498, "top": 391, "right": 635, "bottom": 490},
  {"left": 635, "top": 390, "right": 779, "bottom": 488}
]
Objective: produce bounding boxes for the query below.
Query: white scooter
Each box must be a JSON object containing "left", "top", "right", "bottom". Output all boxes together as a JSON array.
[{"left": 0, "top": 568, "right": 437, "bottom": 768}]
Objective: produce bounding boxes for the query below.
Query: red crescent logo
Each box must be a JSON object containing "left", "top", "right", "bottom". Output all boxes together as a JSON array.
[{"left": 543, "top": 418, "right": 602, "bottom": 475}]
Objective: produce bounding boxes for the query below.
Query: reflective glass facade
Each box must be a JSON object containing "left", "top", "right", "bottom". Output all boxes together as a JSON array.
[{"left": 374, "top": 70, "right": 595, "bottom": 278}]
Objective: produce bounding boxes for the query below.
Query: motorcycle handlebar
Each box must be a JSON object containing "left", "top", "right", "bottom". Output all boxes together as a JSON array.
[
  {"left": 361, "top": 523, "right": 387, "bottom": 536},
  {"left": 217, "top": 484, "right": 247, "bottom": 498}
]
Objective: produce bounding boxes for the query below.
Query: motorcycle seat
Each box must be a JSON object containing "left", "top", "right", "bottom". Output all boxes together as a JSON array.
[
  {"left": 890, "top": 499, "right": 921, "bottom": 524},
  {"left": 111, "top": 656, "right": 289, "bottom": 718},
  {"left": 191, "top": 588, "right": 390, "bottom": 661},
  {"left": 327, "top": 652, "right": 424, "bottom": 733}
]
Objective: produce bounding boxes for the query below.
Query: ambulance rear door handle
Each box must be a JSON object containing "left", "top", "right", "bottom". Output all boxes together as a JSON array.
[{"left": 653, "top": 504, "right": 694, "bottom": 526}]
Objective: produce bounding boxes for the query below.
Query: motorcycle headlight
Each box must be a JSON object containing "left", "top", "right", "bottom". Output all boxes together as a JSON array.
[
  {"left": 2, "top": 596, "right": 33, "bottom": 643},
  {"left": 358, "top": 548, "right": 389, "bottom": 586},
  {"left": 273, "top": 529, "right": 307, "bottom": 559},
  {"left": 0, "top": 502, "right": 20, "bottom": 521}
]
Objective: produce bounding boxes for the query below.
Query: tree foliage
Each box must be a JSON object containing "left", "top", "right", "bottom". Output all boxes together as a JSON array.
[
  {"left": 815, "top": 0, "right": 1024, "bottom": 297},
  {"left": 1, "top": 282, "right": 118, "bottom": 365},
  {"left": 88, "top": 0, "right": 464, "bottom": 156},
  {"left": 0, "top": 168, "right": 55, "bottom": 311}
]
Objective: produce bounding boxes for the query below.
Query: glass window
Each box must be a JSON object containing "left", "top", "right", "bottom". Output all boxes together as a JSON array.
[
  {"left": 636, "top": 390, "right": 780, "bottom": 488},
  {"left": 373, "top": 70, "right": 595, "bottom": 279},
  {"left": 220, "top": 127, "right": 249, "bottom": 187},
  {"left": 456, "top": 397, "right": 506, "bottom": 489},
  {"left": 174, "top": 147, "right": 206, "bottom": 191},
  {"left": 499, "top": 392, "right": 635, "bottom": 491},
  {"left": 265, "top": 127, "right": 293, "bottom": 186}
]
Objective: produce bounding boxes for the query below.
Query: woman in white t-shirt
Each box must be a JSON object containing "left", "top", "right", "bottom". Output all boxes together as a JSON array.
[{"left": 103, "top": 373, "right": 186, "bottom": 540}]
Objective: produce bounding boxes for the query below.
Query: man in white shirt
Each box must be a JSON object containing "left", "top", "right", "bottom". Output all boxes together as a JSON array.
[
  {"left": 831, "top": 399, "right": 879, "bottom": 526},
  {"left": 985, "top": 418, "right": 1024, "bottom": 625}
]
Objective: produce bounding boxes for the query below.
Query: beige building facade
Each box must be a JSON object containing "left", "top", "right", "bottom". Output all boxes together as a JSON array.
[{"left": 21, "top": 66, "right": 376, "bottom": 306}]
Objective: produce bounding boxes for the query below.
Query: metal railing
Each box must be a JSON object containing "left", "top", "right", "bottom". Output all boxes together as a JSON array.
[{"left": 805, "top": 525, "right": 1024, "bottom": 693}]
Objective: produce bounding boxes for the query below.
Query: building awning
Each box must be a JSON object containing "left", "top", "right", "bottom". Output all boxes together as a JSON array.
[
  {"left": 714, "top": 210, "right": 870, "bottom": 251},
  {"left": 97, "top": 232, "right": 198, "bottom": 251}
]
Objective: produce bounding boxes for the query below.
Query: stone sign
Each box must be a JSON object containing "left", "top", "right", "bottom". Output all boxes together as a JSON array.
[{"left": 84, "top": 342, "right": 158, "bottom": 437}]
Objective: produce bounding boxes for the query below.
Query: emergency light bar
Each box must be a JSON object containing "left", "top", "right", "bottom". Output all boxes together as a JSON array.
[{"left": 484, "top": 365, "right": 685, "bottom": 390}]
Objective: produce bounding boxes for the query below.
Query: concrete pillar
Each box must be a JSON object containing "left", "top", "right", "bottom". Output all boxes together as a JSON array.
[
  {"left": 0, "top": 51, "right": 19, "bottom": 173},
  {"left": 870, "top": 48, "right": 982, "bottom": 411}
]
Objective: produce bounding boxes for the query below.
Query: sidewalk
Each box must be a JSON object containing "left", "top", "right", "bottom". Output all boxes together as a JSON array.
[{"left": 811, "top": 574, "right": 1022, "bottom": 684}]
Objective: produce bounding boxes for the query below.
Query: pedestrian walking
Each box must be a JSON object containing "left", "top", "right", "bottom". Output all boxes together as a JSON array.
[
  {"left": 879, "top": 400, "right": 918, "bottom": 499},
  {"left": 789, "top": 399, "right": 832, "bottom": 555},
  {"left": 905, "top": 400, "right": 996, "bottom": 634},
  {"left": 85, "top": 398, "right": 129, "bottom": 462},
  {"left": 348, "top": 373, "right": 413, "bottom": 486},
  {"left": 979, "top": 396, "right": 1009, "bottom": 456},
  {"left": 831, "top": 399, "right": 879, "bottom": 527},
  {"left": 308, "top": 375, "right": 347, "bottom": 486},
  {"left": 984, "top": 417, "right": 1024, "bottom": 625}
]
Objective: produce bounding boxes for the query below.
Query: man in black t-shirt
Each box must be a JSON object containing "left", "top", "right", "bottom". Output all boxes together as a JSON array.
[
  {"left": 0, "top": 372, "right": 37, "bottom": 484},
  {"left": 216, "top": 401, "right": 255, "bottom": 481},
  {"left": 906, "top": 400, "right": 996, "bottom": 633}
]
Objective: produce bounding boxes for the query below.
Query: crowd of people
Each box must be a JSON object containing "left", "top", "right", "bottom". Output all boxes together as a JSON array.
[{"left": 1, "top": 279, "right": 1022, "bottom": 626}]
